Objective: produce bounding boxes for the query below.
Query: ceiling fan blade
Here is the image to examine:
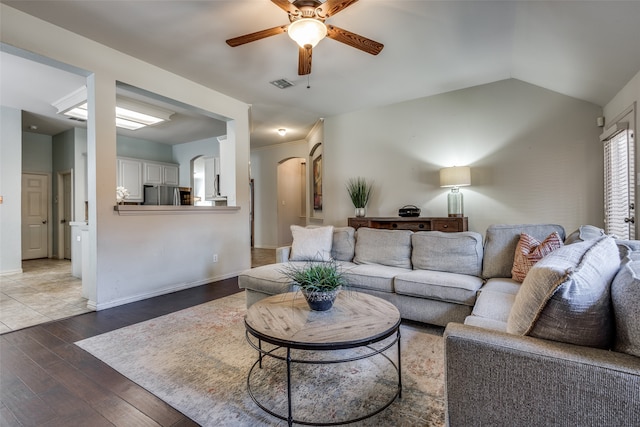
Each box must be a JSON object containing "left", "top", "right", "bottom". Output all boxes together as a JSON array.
[
  {"left": 326, "top": 25, "right": 383, "bottom": 55},
  {"left": 298, "top": 45, "right": 312, "bottom": 75},
  {"left": 271, "top": 0, "right": 299, "bottom": 14},
  {"left": 226, "top": 25, "right": 288, "bottom": 47},
  {"left": 317, "top": 0, "right": 359, "bottom": 18}
]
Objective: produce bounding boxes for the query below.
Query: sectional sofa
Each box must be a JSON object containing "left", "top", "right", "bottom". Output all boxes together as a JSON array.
[{"left": 238, "top": 223, "right": 640, "bottom": 426}]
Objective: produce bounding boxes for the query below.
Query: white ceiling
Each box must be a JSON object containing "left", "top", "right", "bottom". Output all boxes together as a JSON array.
[{"left": 2, "top": 0, "right": 640, "bottom": 148}]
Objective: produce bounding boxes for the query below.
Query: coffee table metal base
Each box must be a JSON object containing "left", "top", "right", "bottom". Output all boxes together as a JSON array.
[{"left": 245, "top": 328, "right": 402, "bottom": 426}]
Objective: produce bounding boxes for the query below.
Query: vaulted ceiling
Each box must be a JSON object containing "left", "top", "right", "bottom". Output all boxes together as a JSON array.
[{"left": 2, "top": 1, "right": 640, "bottom": 148}]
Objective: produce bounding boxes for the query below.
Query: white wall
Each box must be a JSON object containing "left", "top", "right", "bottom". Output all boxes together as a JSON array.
[
  {"left": 1, "top": 5, "right": 251, "bottom": 309},
  {"left": 320, "top": 79, "right": 604, "bottom": 235},
  {"left": 250, "top": 140, "right": 308, "bottom": 248},
  {"left": 172, "top": 137, "right": 220, "bottom": 187},
  {"left": 0, "top": 106, "right": 22, "bottom": 274},
  {"left": 604, "top": 69, "right": 640, "bottom": 122},
  {"left": 22, "top": 131, "right": 52, "bottom": 173}
]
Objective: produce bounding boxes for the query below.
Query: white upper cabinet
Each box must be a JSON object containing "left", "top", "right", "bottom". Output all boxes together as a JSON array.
[
  {"left": 117, "top": 158, "right": 143, "bottom": 202},
  {"left": 143, "top": 161, "right": 179, "bottom": 186}
]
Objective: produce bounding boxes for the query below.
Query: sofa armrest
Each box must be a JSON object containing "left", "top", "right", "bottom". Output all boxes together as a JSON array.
[
  {"left": 275, "top": 246, "right": 291, "bottom": 263},
  {"left": 444, "top": 323, "right": 640, "bottom": 427}
]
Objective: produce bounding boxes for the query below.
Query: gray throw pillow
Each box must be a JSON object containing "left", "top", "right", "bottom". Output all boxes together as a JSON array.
[
  {"left": 411, "top": 231, "right": 483, "bottom": 276},
  {"left": 564, "top": 224, "right": 606, "bottom": 245},
  {"left": 354, "top": 228, "right": 412, "bottom": 269},
  {"left": 506, "top": 236, "right": 619, "bottom": 348},
  {"left": 611, "top": 256, "right": 640, "bottom": 357}
]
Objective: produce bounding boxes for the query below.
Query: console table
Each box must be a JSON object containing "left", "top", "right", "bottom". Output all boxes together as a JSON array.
[{"left": 348, "top": 216, "right": 468, "bottom": 232}]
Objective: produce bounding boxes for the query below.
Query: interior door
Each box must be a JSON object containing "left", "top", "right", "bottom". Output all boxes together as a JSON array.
[{"left": 22, "top": 174, "right": 49, "bottom": 260}]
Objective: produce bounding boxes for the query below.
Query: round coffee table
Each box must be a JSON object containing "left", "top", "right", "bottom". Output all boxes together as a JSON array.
[{"left": 244, "top": 291, "right": 402, "bottom": 426}]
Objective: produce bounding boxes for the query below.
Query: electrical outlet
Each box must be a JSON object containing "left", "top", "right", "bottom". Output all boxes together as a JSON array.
[{"left": 213, "top": 254, "right": 218, "bottom": 263}]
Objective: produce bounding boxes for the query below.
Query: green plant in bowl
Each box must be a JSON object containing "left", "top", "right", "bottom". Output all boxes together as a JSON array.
[{"left": 280, "top": 260, "right": 346, "bottom": 311}]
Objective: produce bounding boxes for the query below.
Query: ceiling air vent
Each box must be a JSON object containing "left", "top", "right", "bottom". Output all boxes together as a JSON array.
[{"left": 270, "top": 78, "right": 294, "bottom": 89}]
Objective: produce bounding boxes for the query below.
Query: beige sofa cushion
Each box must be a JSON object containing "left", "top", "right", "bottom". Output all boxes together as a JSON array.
[
  {"left": 395, "top": 269, "right": 483, "bottom": 306},
  {"left": 353, "top": 228, "right": 412, "bottom": 269},
  {"left": 411, "top": 231, "right": 483, "bottom": 276}
]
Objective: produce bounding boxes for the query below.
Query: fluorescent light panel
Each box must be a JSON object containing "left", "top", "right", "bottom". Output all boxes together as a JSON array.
[{"left": 52, "top": 87, "right": 174, "bottom": 130}]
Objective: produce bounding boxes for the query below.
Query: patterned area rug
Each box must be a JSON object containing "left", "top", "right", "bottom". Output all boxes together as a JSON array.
[{"left": 75, "top": 293, "right": 445, "bottom": 426}]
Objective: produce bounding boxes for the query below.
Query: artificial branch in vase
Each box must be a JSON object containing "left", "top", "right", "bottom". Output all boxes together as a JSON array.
[{"left": 346, "top": 177, "right": 373, "bottom": 217}]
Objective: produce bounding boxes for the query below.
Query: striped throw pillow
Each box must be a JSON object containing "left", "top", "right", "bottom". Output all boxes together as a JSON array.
[{"left": 511, "top": 232, "right": 563, "bottom": 282}]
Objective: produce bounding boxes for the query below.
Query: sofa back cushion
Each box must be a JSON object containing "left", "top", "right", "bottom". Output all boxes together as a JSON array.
[
  {"left": 354, "top": 228, "right": 412, "bottom": 269},
  {"left": 411, "top": 231, "right": 483, "bottom": 276},
  {"left": 506, "top": 236, "right": 619, "bottom": 348},
  {"left": 611, "top": 255, "right": 640, "bottom": 357},
  {"left": 331, "top": 227, "right": 356, "bottom": 261},
  {"left": 289, "top": 225, "right": 334, "bottom": 262},
  {"left": 482, "top": 224, "right": 566, "bottom": 279}
]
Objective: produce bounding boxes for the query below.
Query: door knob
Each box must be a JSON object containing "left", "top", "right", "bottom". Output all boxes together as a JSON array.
[{"left": 42, "top": 219, "right": 47, "bottom": 224}]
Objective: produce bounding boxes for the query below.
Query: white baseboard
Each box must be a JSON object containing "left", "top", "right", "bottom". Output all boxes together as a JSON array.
[
  {"left": 0, "top": 268, "right": 23, "bottom": 276},
  {"left": 92, "top": 271, "right": 243, "bottom": 311}
]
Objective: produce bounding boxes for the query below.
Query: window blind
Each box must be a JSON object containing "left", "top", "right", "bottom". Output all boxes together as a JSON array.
[{"left": 603, "top": 129, "right": 634, "bottom": 239}]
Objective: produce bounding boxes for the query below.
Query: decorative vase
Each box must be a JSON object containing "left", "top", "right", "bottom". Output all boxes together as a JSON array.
[
  {"left": 355, "top": 207, "right": 366, "bottom": 217},
  {"left": 301, "top": 288, "right": 340, "bottom": 311}
]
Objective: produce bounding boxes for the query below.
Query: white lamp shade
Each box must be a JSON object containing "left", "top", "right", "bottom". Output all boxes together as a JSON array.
[
  {"left": 288, "top": 18, "right": 327, "bottom": 48},
  {"left": 440, "top": 166, "right": 471, "bottom": 188}
]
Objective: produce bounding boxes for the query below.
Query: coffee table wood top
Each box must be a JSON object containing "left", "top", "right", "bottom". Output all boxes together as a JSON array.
[{"left": 245, "top": 291, "right": 401, "bottom": 350}]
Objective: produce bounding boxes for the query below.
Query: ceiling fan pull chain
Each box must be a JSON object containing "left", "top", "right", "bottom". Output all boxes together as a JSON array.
[{"left": 307, "top": 74, "right": 311, "bottom": 89}]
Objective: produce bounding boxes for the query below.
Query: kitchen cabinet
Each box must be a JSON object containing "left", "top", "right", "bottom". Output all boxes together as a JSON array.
[
  {"left": 143, "top": 161, "right": 179, "bottom": 186},
  {"left": 117, "top": 158, "right": 143, "bottom": 202}
]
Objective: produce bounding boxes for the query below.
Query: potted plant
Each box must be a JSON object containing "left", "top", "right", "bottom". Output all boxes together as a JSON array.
[
  {"left": 280, "top": 260, "right": 346, "bottom": 311},
  {"left": 346, "top": 177, "right": 373, "bottom": 217}
]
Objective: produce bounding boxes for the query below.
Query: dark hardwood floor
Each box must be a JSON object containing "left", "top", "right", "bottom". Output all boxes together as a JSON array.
[{"left": 0, "top": 277, "right": 243, "bottom": 427}]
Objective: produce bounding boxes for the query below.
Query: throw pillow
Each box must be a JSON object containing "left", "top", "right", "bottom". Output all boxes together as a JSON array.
[
  {"left": 511, "top": 232, "right": 563, "bottom": 282},
  {"left": 611, "top": 256, "right": 640, "bottom": 357},
  {"left": 564, "top": 225, "right": 606, "bottom": 245},
  {"left": 506, "top": 236, "right": 620, "bottom": 349},
  {"left": 289, "top": 225, "right": 334, "bottom": 262}
]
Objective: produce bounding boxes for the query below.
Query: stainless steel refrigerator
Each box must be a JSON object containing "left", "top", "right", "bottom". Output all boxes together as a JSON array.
[{"left": 143, "top": 185, "right": 180, "bottom": 205}]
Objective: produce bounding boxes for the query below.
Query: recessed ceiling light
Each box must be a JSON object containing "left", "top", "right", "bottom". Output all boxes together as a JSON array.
[{"left": 278, "top": 128, "right": 287, "bottom": 136}]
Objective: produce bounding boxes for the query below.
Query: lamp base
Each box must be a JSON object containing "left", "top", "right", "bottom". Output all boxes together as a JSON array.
[{"left": 447, "top": 188, "right": 464, "bottom": 217}]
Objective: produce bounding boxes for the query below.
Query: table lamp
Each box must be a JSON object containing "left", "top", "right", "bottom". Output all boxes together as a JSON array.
[{"left": 440, "top": 166, "right": 471, "bottom": 217}]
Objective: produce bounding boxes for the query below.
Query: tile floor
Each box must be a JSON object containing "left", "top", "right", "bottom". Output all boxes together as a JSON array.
[
  {"left": 0, "top": 258, "right": 91, "bottom": 334},
  {"left": 0, "top": 248, "right": 276, "bottom": 334}
]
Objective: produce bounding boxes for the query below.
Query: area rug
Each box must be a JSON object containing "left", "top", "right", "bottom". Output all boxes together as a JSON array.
[{"left": 75, "top": 292, "right": 445, "bottom": 426}]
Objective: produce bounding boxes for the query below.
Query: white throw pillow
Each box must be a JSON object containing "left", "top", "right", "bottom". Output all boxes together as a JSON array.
[{"left": 289, "top": 225, "right": 334, "bottom": 262}]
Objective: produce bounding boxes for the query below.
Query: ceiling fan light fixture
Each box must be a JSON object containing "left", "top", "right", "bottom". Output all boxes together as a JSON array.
[{"left": 287, "top": 18, "right": 327, "bottom": 48}]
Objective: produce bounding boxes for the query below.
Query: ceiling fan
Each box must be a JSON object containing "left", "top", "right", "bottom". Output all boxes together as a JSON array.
[{"left": 226, "top": 0, "right": 383, "bottom": 76}]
